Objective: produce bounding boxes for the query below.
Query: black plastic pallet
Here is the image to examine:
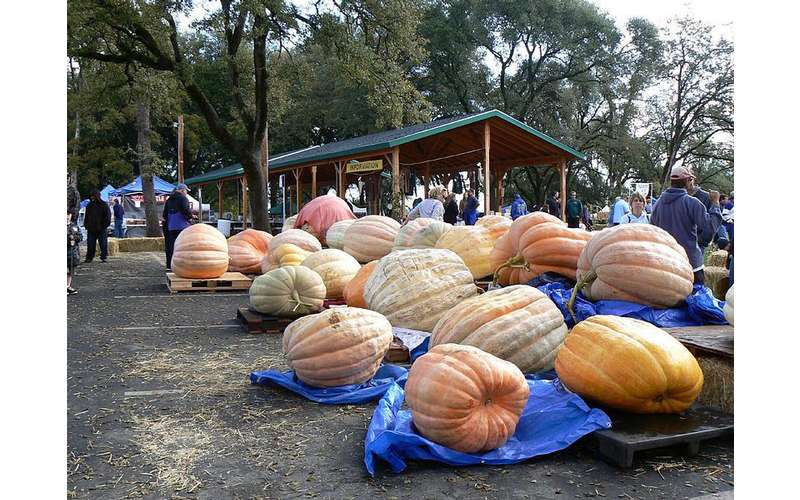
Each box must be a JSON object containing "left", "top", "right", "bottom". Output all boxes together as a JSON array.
[
  {"left": 593, "top": 405, "right": 733, "bottom": 467},
  {"left": 236, "top": 307, "right": 294, "bottom": 334}
]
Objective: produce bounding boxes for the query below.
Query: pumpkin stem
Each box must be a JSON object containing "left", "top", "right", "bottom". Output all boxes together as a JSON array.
[
  {"left": 492, "top": 255, "right": 527, "bottom": 286},
  {"left": 289, "top": 290, "right": 318, "bottom": 313},
  {"left": 567, "top": 270, "right": 597, "bottom": 323}
]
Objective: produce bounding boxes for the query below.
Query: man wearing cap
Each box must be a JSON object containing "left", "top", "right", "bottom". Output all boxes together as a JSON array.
[
  {"left": 651, "top": 165, "right": 723, "bottom": 285},
  {"left": 162, "top": 183, "right": 193, "bottom": 270}
]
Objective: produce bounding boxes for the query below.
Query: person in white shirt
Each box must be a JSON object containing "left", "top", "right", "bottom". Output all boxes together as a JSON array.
[
  {"left": 620, "top": 192, "right": 650, "bottom": 224},
  {"left": 405, "top": 186, "right": 447, "bottom": 223}
]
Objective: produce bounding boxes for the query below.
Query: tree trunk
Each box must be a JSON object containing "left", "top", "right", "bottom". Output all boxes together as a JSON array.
[
  {"left": 69, "top": 110, "right": 81, "bottom": 213},
  {"left": 242, "top": 150, "right": 271, "bottom": 232},
  {"left": 136, "top": 98, "right": 163, "bottom": 237}
]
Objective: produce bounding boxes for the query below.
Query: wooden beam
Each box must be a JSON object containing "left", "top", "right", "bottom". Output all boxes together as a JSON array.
[
  {"left": 392, "top": 146, "right": 401, "bottom": 220},
  {"left": 493, "top": 156, "right": 567, "bottom": 169},
  {"left": 217, "top": 181, "right": 224, "bottom": 219},
  {"left": 334, "top": 162, "right": 344, "bottom": 199},
  {"left": 483, "top": 121, "right": 491, "bottom": 215},
  {"left": 496, "top": 168, "right": 506, "bottom": 213},
  {"left": 292, "top": 168, "right": 302, "bottom": 211},
  {"left": 311, "top": 165, "right": 318, "bottom": 198},
  {"left": 560, "top": 159, "right": 567, "bottom": 222},
  {"left": 423, "top": 163, "right": 431, "bottom": 197}
]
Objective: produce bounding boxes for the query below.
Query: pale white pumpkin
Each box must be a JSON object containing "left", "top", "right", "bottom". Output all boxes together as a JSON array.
[
  {"left": 343, "top": 215, "right": 401, "bottom": 263},
  {"left": 268, "top": 229, "right": 322, "bottom": 258},
  {"left": 325, "top": 219, "right": 356, "bottom": 250},
  {"left": 724, "top": 285, "right": 734, "bottom": 326},
  {"left": 281, "top": 215, "right": 298, "bottom": 232},
  {"left": 301, "top": 249, "right": 361, "bottom": 299},
  {"left": 395, "top": 219, "right": 452, "bottom": 249},
  {"left": 249, "top": 266, "right": 326, "bottom": 317},
  {"left": 261, "top": 243, "right": 313, "bottom": 273},
  {"left": 363, "top": 248, "right": 480, "bottom": 331}
]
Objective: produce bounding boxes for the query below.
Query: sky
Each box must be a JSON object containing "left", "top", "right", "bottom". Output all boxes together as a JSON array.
[{"left": 590, "top": 0, "right": 733, "bottom": 38}]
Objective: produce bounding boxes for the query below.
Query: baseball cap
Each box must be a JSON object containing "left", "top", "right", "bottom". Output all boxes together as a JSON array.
[{"left": 670, "top": 165, "right": 695, "bottom": 180}]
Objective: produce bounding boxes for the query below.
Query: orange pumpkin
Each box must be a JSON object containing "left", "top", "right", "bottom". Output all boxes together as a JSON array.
[
  {"left": 294, "top": 195, "right": 356, "bottom": 244},
  {"left": 282, "top": 307, "right": 393, "bottom": 387},
  {"left": 515, "top": 222, "right": 592, "bottom": 280},
  {"left": 555, "top": 315, "right": 704, "bottom": 414},
  {"left": 406, "top": 343, "right": 530, "bottom": 453},
  {"left": 489, "top": 212, "right": 564, "bottom": 285},
  {"left": 343, "top": 260, "right": 378, "bottom": 308},
  {"left": 227, "top": 229, "right": 273, "bottom": 274},
  {"left": 171, "top": 224, "right": 230, "bottom": 279},
  {"left": 343, "top": 215, "right": 401, "bottom": 263}
]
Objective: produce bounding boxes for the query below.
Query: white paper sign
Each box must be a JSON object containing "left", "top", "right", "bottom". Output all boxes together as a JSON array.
[{"left": 391, "top": 327, "right": 430, "bottom": 351}]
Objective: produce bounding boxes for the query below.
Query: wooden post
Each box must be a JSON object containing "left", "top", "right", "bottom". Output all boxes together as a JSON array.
[
  {"left": 241, "top": 177, "right": 249, "bottom": 227},
  {"left": 293, "top": 168, "right": 301, "bottom": 211},
  {"left": 177, "top": 115, "right": 185, "bottom": 183},
  {"left": 335, "top": 162, "right": 344, "bottom": 199},
  {"left": 391, "top": 147, "right": 402, "bottom": 220},
  {"left": 560, "top": 159, "right": 567, "bottom": 222},
  {"left": 198, "top": 187, "right": 203, "bottom": 222},
  {"left": 311, "top": 165, "right": 318, "bottom": 198},
  {"left": 483, "top": 121, "right": 491, "bottom": 214},
  {"left": 261, "top": 131, "right": 269, "bottom": 209},
  {"left": 497, "top": 168, "right": 505, "bottom": 213},
  {"left": 217, "top": 181, "right": 224, "bottom": 219},
  {"left": 424, "top": 163, "right": 431, "bottom": 198}
]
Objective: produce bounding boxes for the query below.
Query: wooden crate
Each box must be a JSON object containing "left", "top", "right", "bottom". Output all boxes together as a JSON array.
[
  {"left": 166, "top": 272, "right": 252, "bottom": 293},
  {"left": 236, "top": 307, "right": 294, "bottom": 334}
]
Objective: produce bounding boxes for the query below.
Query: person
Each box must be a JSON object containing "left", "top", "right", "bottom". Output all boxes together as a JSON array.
[
  {"left": 651, "top": 165, "right": 722, "bottom": 285},
  {"left": 412, "top": 197, "right": 423, "bottom": 209},
  {"left": 546, "top": 192, "right": 560, "bottom": 217},
  {"left": 443, "top": 192, "right": 459, "bottom": 224},
  {"left": 67, "top": 211, "right": 82, "bottom": 295},
  {"left": 620, "top": 192, "right": 650, "bottom": 224},
  {"left": 609, "top": 195, "right": 630, "bottom": 227},
  {"left": 688, "top": 177, "right": 712, "bottom": 211},
  {"left": 83, "top": 189, "right": 111, "bottom": 263},
  {"left": 723, "top": 191, "right": 734, "bottom": 210},
  {"left": 67, "top": 172, "right": 81, "bottom": 221},
  {"left": 406, "top": 187, "right": 447, "bottom": 222},
  {"left": 462, "top": 189, "right": 479, "bottom": 225},
  {"left": 163, "top": 183, "right": 193, "bottom": 270},
  {"left": 510, "top": 193, "right": 528, "bottom": 220},
  {"left": 565, "top": 191, "right": 583, "bottom": 228},
  {"left": 644, "top": 195, "right": 654, "bottom": 214},
  {"left": 725, "top": 206, "right": 734, "bottom": 287},
  {"left": 112, "top": 198, "right": 125, "bottom": 238},
  {"left": 581, "top": 204, "right": 593, "bottom": 231}
]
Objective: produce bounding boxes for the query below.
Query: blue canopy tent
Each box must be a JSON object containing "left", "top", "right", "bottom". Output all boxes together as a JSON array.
[
  {"left": 80, "top": 184, "right": 116, "bottom": 208},
  {"left": 111, "top": 175, "right": 176, "bottom": 196}
]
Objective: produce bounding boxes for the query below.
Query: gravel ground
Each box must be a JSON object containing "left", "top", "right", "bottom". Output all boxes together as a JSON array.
[{"left": 68, "top": 251, "right": 733, "bottom": 499}]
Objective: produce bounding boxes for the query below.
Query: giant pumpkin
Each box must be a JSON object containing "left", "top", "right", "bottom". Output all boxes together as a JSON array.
[
  {"left": 394, "top": 219, "right": 452, "bottom": 250},
  {"left": 435, "top": 225, "right": 499, "bottom": 280},
  {"left": 363, "top": 249, "right": 479, "bottom": 331},
  {"left": 571, "top": 224, "right": 694, "bottom": 309},
  {"left": 406, "top": 343, "right": 530, "bottom": 453},
  {"left": 300, "top": 249, "right": 361, "bottom": 299},
  {"left": 430, "top": 285, "right": 568, "bottom": 373},
  {"left": 724, "top": 285, "right": 734, "bottom": 326},
  {"left": 489, "top": 212, "right": 564, "bottom": 285},
  {"left": 249, "top": 266, "right": 326, "bottom": 317},
  {"left": 325, "top": 219, "right": 356, "bottom": 250},
  {"left": 267, "top": 229, "right": 322, "bottom": 263},
  {"left": 555, "top": 315, "right": 704, "bottom": 414},
  {"left": 227, "top": 229, "right": 272, "bottom": 274},
  {"left": 343, "top": 260, "right": 378, "bottom": 309},
  {"left": 171, "top": 224, "right": 229, "bottom": 279},
  {"left": 513, "top": 222, "right": 592, "bottom": 280},
  {"left": 343, "top": 215, "right": 401, "bottom": 263},
  {"left": 475, "top": 215, "right": 512, "bottom": 239},
  {"left": 281, "top": 215, "right": 298, "bottom": 233},
  {"left": 282, "top": 307, "right": 393, "bottom": 387},
  {"left": 261, "top": 243, "right": 313, "bottom": 273},
  {"left": 294, "top": 194, "right": 356, "bottom": 244}
]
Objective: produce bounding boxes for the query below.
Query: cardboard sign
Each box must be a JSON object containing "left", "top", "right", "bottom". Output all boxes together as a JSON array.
[{"left": 346, "top": 159, "right": 383, "bottom": 174}]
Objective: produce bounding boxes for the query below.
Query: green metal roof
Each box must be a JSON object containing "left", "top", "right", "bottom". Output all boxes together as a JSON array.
[{"left": 185, "top": 109, "right": 585, "bottom": 185}]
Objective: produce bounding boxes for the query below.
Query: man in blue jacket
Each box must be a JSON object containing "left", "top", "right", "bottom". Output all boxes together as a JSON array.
[
  {"left": 510, "top": 193, "right": 528, "bottom": 220},
  {"left": 651, "top": 166, "right": 722, "bottom": 285},
  {"left": 162, "top": 183, "right": 193, "bottom": 270}
]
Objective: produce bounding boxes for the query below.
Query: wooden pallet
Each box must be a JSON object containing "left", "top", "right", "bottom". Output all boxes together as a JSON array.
[
  {"left": 166, "top": 272, "right": 252, "bottom": 293},
  {"left": 236, "top": 307, "right": 294, "bottom": 334},
  {"left": 663, "top": 325, "right": 733, "bottom": 359}
]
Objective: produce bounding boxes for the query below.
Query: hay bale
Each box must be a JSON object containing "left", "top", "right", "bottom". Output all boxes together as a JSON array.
[
  {"left": 704, "top": 266, "right": 729, "bottom": 300},
  {"left": 107, "top": 238, "right": 120, "bottom": 256},
  {"left": 117, "top": 237, "right": 165, "bottom": 252},
  {"left": 708, "top": 249, "right": 728, "bottom": 267},
  {"left": 696, "top": 355, "right": 733, "bottom": 414}
]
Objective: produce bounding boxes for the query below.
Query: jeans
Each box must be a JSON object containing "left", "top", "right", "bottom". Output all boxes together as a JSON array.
[
  {"left": 567, "top": 216, "right": 580, "bottom": 228},
  {"left": 86, "top": 230, "right": 108, "bottom": 261},
  {"left": 165, "top": 229, "right": 183, "bottom": 269},
  {"left": 114, "top": 221, "right": 124, "bottom": 238}
]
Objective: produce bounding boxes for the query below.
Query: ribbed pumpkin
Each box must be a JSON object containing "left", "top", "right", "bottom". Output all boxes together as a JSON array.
[
  {"left": 363, "top": 249, "right": 479, "bottom": 331},
  {"left": 294, "top": 195, "right": 356, "bottom": 244},
  {"left": 343, "top": 260, "right": 378, "bottom": 308},
  {"left": 555, "top": 315, "right": 704, "bottom": 414},
  {"left": 476, "top": 215, "right": 512, "bottom": 239},
  {"left": 435, "top": 225, "right": 498, "bottom": 280},
  {"left": 281, "top": 215, "right": 298, "bottom": 232},
  {"left": 261, "top": 243, "right": 313, "bottom": 273},
  {"left": 406, "top": 343, "right": 530, "bottom": 453},
  {"left": 430, "top": 285, "right": 568, "bottom": 373},
  {"left": 300, "top": 249, "right": 361, "bottom": 299},
  {"left": 227, "top": 229, "right": 272, "bottom": 274},
  {"left": 282, "top": 307, "right": 393, "bottom": 387},
  {"left": 394, "top": 219, "right": 452, "bottom": 250},
  {"left": 249, "top": 266, "right": 326, "bottom": 317},
  {"left": 268, "top": 229, "right": 322, "bottom": 257},
  {"left": 574, "top": 224, "right": 694, "bottom": 307},
  {"left": 489, "top": 211, "right": 564, "bottom": 285},
  {"left": 343, "top": 215, "right": 401, "bottom": 263},
  {"left": 724, "top": 285, "right": 734, "bottom": 326},
  {"left": 325, "top": 219, "right": 356, "bottom": 250},
  {"left": 171, "top": 224, "right": 229, "bottom": 279},
  {"left": 514, "top": 222, "right": 592, "bottom": 280}
]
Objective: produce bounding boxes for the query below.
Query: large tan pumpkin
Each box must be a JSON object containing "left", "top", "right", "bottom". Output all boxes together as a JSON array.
[
  {"left": 281, "top": 215, "right": 298, "bottom": 232},
  {"left": 227, "top": 229, "right": 272, "bottom": 274},
  {"left": 724, "top": 285, "right": 734, "bottom": 326},
  {"left": 476, "top": 215, "right": 512, "bottom": 239},
  {"left": 260, "top": 243, "right": 313, "bottom": 273},
  {"left": 406, "top": 343, "right": 530, "bottom": 453},
  {"left": 249, "top": 266, "right": 326, "bottom": 317},
  {"left": 514, "top": 222, "right": 592, "bottom": 280},
  {"left": 282, "top": 307, "right": 393, "bottom": 387},
  {"left": 431, "top": 285, "right": 568, "bottom": 373},
  {"left": 268, "top": 229, "right": 322, "bottom": 255},
  {"left": 325, "top": 219, "right": 356, "bottom": 250},
  {"left": 363, "top": 249, "right": 479, "bottom": 331},
  {"left": 300, "top": 249, "right": 361, "bottom": 299},
  {"left": 394, "top": 219, "right": 452, "bottom": 250},
  {"left": 171, "top": 224, "right": 229, "bottom": 279},
  {"left": 489, "top": 212, "right": 564, "bottom": 285},
  {"left": 343, "top": 215, "right": 401, "bottom": 262},
  {"left": 435, "top": 225, "right": 498, "bottom": 280},
  {"left": 575, "top": 224, "right": 694, "bottom": 307},
  {"left": 343, "top": 260, "right": 378, "bottom": 308},
  {"left": 555, "top": 315, "right": 704, "bottom": 414}
]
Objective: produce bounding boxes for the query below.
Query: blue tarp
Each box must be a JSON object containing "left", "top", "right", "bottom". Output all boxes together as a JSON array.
[
  {"left": 249, "top": 364, "right": 408, "bottom": 404},
  {"left": 363, "top": 377, "right": 611, "bottom": 475},
  {"left": 536, "top": 281, "right": 728, "bottom": 328},
  {"left": 112, "top": 175, "right": 176, "bottom": 196}
]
